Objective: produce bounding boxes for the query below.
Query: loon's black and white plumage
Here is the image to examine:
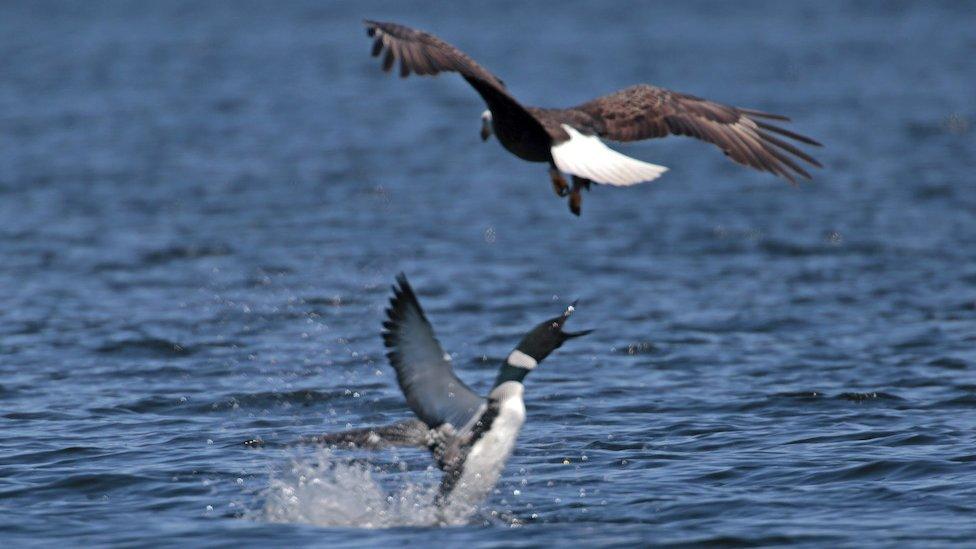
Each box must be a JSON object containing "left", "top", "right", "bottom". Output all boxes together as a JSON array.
[
  {"left": 307, "top": 274, "right": 591, "bottom": 513},
  {"left": 364, "top": 20, "right": 822, "bottom": 216}
]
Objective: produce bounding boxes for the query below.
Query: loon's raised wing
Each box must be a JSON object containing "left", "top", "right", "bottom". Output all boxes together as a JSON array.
[{"left": 382, "top": 274, "right": 485, "bottom": 430}]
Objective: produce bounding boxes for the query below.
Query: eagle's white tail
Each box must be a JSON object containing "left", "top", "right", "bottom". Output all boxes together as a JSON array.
[{"left": 551, "top": 124, "right": 668, "bottom": 186}]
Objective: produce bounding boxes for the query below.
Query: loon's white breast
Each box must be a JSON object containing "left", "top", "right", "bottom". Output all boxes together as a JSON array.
[{"left": 446, "top": 381, "right": 526, "bottom": 507}]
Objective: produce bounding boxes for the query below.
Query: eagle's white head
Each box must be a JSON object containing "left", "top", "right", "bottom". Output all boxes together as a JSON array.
[{"left": 480, "top": 110, "right": 493, "bottom": 141}]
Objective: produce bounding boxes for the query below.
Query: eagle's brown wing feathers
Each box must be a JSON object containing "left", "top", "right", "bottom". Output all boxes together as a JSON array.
[
  {"left": 572, "top": 85, "right": 822, "bottom": 183},
  {"left": 364, "top": 21, "right": 554, "bottom": 153},
  {"left": 365, "top": 20, "right": 506, "bottom": 91}
]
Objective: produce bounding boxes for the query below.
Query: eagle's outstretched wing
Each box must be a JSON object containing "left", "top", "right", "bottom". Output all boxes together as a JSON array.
[
  {"left": 570, "top": 84, "right": 822, "bottom": 183},
  {"left": 382, "top": 274, "right": 485, "bottom": 431},
  {"left": 363, "top": 21, "right": 551, "bottom": 145},
  {"left": 365, "top": 20, "right": 505, "bottom": 88}
]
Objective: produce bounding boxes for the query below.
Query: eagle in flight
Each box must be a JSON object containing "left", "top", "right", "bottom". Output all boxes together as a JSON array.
[{"left": 364, "top": 20, "right": 822, "bottom": 216}]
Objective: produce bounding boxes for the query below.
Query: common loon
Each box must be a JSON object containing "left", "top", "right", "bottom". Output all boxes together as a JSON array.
[{"left": 307, "top": 273, "right": 591, "bottom": 515}]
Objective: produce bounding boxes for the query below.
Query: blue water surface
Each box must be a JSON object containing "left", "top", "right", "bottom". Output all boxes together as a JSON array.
[{"left": 1, "top": 1, "right": 975, "bottom": 546}]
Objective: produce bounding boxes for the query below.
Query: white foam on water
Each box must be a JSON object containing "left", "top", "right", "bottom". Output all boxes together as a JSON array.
[{"left": 257, "top": 448, "right": 483, "bottom": 528}]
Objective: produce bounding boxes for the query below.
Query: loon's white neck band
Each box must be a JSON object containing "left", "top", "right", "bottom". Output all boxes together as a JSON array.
[{"left": 506, "top": 349, "right": 537, "bottom": 369}]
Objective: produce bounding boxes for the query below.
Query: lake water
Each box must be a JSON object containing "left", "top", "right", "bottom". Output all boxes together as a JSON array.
[{"left": 1, "top": 1, "right": 975, "bottom": 546}]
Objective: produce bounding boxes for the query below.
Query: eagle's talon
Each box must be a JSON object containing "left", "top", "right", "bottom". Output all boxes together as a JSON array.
[
  {"left": 567, "top": 176, "right": 587, "bottom": 216},
  {"left": 568, "top": 192, "right": 582, "bottom": 216},
  {"left": 549, "top": 169, "right": 569, "bottom": 197}
]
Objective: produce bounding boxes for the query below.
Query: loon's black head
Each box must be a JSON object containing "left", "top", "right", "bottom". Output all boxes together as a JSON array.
[
  {"left": 493, "top": 302, "right": 592, "bottom": 388},
  {"left": 517, "top": 301, "right": 593, "bottom": 363}
]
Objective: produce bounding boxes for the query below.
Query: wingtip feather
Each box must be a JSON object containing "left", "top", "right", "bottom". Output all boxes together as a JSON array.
[
  {"left": 740, "top": 108, "right": 791, "bottom": 122},
  {"left": 394, "top": 272, "right": 411, "bottom": 295},
  {"left": 754, "top": 120, "right": 823, "bottom": 147}
]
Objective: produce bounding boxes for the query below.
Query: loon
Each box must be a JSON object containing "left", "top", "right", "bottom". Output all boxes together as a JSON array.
[
  {"left": 363, "top": 20, "right": 821, "bottom": 216},
  {"left": 306, "top": 274, "right": 591, "bottom": 514}
]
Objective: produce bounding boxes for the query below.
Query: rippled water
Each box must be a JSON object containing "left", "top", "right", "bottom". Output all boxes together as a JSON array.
[{"left": 2, "top": 1, "right": 975, "bottom": 546}]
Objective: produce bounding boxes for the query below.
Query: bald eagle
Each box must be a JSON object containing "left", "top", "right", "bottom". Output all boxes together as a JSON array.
[{"left": 365, "top": 20, "right": 821, "bottom": 216}]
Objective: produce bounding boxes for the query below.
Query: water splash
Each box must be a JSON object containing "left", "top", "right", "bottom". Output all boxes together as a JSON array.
[{"left": 259, "top": 449, "right": 464, "bottom": 528}]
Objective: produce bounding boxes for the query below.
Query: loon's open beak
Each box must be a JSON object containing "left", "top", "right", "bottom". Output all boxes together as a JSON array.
[{"left": 556, "top": 300, "right": 594, "bottom": 339}]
